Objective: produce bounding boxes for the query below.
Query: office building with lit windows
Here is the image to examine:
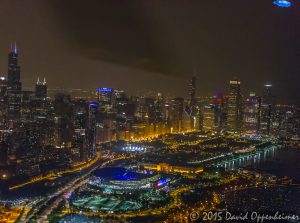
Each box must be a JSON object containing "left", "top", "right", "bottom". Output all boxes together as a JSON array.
[
  {"left": 243, "top": 92, "right": 261, "bottom": 134},
  {"left": 226, "top": 80, "right": 242, "bottom": 132},
  {"left": 261, "top": 84, "right": 274, "bottom": 135}
]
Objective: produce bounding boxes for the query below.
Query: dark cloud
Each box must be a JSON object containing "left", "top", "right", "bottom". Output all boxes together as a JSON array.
[
  {"left": 0, "top": 0, "right": 299, "bottom": 104},
  {"left": 45, "top": 0, "right": 300, "bottom": 79}
]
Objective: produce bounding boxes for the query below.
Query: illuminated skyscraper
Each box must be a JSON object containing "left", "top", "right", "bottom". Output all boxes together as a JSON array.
[
  {"left": 260, "top": 84, "right": 274, "bottom": 135},
  {"left": 200, "top": 93, "right": 224, "bottom": 132},
  {"left": 7, "top": 43, "right": 22, "bottom": 120},
  {"left": 214, "top": 92, "right": 225, "bottom": 131},
  {"left": 188, "top": 76, "right": 196, "bottom": 107},
  {"left": 243, "top": 92, "right": 261, "bottom": 134},
  {"left": 154, "top": 93, "right": 165, "bottom": 124},
  {"left": 73, "top": 99, "right": 89, "bottom": 162},
  {"left": 53, "top": 93, "right": 74, "bottom": 148},
  {"left": 226, "top": 79, "right": 242, "bottom": 132},
  {"left": 144, "top": 97, "right": 155, "bottom": 124},
  {"left": 97, "top": 87, "right": 113, "bottom": 103},
  {"left": 171, "top": 97, "right": 184, "bottom": 132},
  {"left": 88, "top": 102, "right": 98, "bottom": 159},
  {"left": 0, "top": 77, "right": 8, "bottom": 124},
  {"left": 188, "top": 76, "right": 199, "bottom": 130},
  {"left": 202, "top": 104, "right": 215, "bottom": 131},
  {"left": 112, "top": 90, "right": 129, "bottom": 121},
  {"left": 35, "top": 77, "right": 47, "bottom": 100}
]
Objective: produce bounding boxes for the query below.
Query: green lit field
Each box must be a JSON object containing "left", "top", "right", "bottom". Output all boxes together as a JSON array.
[{"left": 71, "top": 195, "right": 142, "bottom": 212}]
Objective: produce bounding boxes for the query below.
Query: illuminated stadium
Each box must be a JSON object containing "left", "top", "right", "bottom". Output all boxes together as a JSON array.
[{"left": 89, "top": 167, "right": 164, "bottom": 190}]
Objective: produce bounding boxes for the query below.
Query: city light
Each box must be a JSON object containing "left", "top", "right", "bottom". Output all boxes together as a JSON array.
[
  {"left": 0, "top": 2, "right": 299, "bottom": 222},
  {"left": 90, "top": 101, "right": 99, "bottom": 107},
  {"left": 98, "top": 87, "right": 112, "bottom": 92},
  {"left": 122, "top": 146, "right": 147, "bottom": 152},
  {"left": 154, "top": 178, "right": 167, "bottom": 188}
]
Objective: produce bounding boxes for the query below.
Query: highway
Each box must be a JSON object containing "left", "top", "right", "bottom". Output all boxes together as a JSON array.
[
  {"left": 34, "top": 155, "right": 132, "bottom": 223},
  {"left": 9, "top": 152, "right": 101, "bottom": 191}
]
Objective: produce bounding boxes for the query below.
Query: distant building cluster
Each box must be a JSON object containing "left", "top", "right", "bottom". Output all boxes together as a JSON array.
[
  {"left": 199, "top": 80, "right": 300, "bottom": 139},
  {"left": 0, "top": 43, "right": 299, "bottom": 181},
  {"left": 143, "top": 163, "right": 204, "bottom": 174}
]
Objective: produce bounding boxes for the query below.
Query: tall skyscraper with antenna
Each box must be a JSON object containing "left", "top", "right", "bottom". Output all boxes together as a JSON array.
[
  {"left": 188, "top": 75, "right": 196, "bottom": 107},
  {"left": 188, "top": 75, "right": 199, "bottom": 129},
  {"left": 7, "top": 42, "right": 22, "bottom": 120}
]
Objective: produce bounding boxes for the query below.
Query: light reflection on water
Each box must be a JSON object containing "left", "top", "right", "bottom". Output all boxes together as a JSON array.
[
  {"left": 222, "top": 146, "right": 276, "bottom": 169},
  {"left": 222, "top": 146, "right": 300, "bottom": 182}
]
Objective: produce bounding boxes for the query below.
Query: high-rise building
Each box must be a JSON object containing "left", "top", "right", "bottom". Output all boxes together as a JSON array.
[
  {"left": 97, "top": 87, "right": 113, "bottom": 103},
  {"left": 20, "top": 90, "right": 35, "bottom": 120},
  {"left": 202, "top": 104, "right": 216, "bottom": 131},
  {"left": 154, "top": 93, "right": 165, "bottom": 124},
  {"left": 272, "top": 105, "right": 300, "bottom": 137},
  {"left": 73, "top": 99, "right": 89, "bottom": 162},
  {"left": 188, "top": 76, "right": 199, "bottom": 129},
  {"left": 188, "top": 76, "right": 196, "bottom": 107},
  {"left": 0, "top": 77, "right": 8, "bottom": 125},
  {"left": 88, "top": 101, "right": 98, "bottom": 159},
  {"left": 226, "top": 79, "right": 242, "bottom": 132},
  {"left": 53, "top": 93, "right": 74, "bottom": 148},
  {"left": 144, "top": 97, "right": 156, "bottom": 124},
  {"left": 112, "top": 90, "right": 128, "bottom": 119},
  {"left": 214, "top": 92, "right": 226, "bottom": 131},
  {"left": 171, "top": 97, "right": 184, "bottom": 132},
  {"left": 7, "top": 43, "right": 22, "bottom": 120},
  {"left": 35, "top": 77, "right": 47, "bottom": 100},
  {"left": 200, "top": 93, "right": 224, "bottom": 132},
  {"left": 243, "top": 92, "right": 261, "bottom": 134},
  {"left": 260, "top": 84, "right": 274, "bottom": 135}
]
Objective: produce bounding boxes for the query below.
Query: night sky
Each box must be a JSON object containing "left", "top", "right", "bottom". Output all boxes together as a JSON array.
[{"left": 0, "top": 0, "right": 299, "bottom": 104}]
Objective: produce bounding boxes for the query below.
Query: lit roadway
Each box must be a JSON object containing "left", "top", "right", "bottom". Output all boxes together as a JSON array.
[
  {"left": 36, "top": 178, "right": 89, "bottom": 223},
  {"left": 10, "top": 131, "right": 195, "bottom": 191},
  {"left": 1, "top": 152, "right": 102, "bottom": 223},
  {"left": 9, "top": 152, "right": 101, "bottom": 191},
  {"left": 34, "top": 155, "right": 133, "bottom": 223}
]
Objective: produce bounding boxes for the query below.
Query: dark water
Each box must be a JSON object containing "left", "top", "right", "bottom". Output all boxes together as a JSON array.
[
  {"left": 225, "top": 147, "right": 300, "bottom": 183},
  {"left": 254, "top": 147, "right": 300, "bottom": 183}
]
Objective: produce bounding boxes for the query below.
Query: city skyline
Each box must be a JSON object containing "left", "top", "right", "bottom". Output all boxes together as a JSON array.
[
  {"left": 0, "top": 42, "right": 295, "bottom": 107},
  {"left": 0, "top": 2, "right": 299, "bottom": 222},
  {"left": 0, "top": 0, "right": 299, "bottom": 104}
]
